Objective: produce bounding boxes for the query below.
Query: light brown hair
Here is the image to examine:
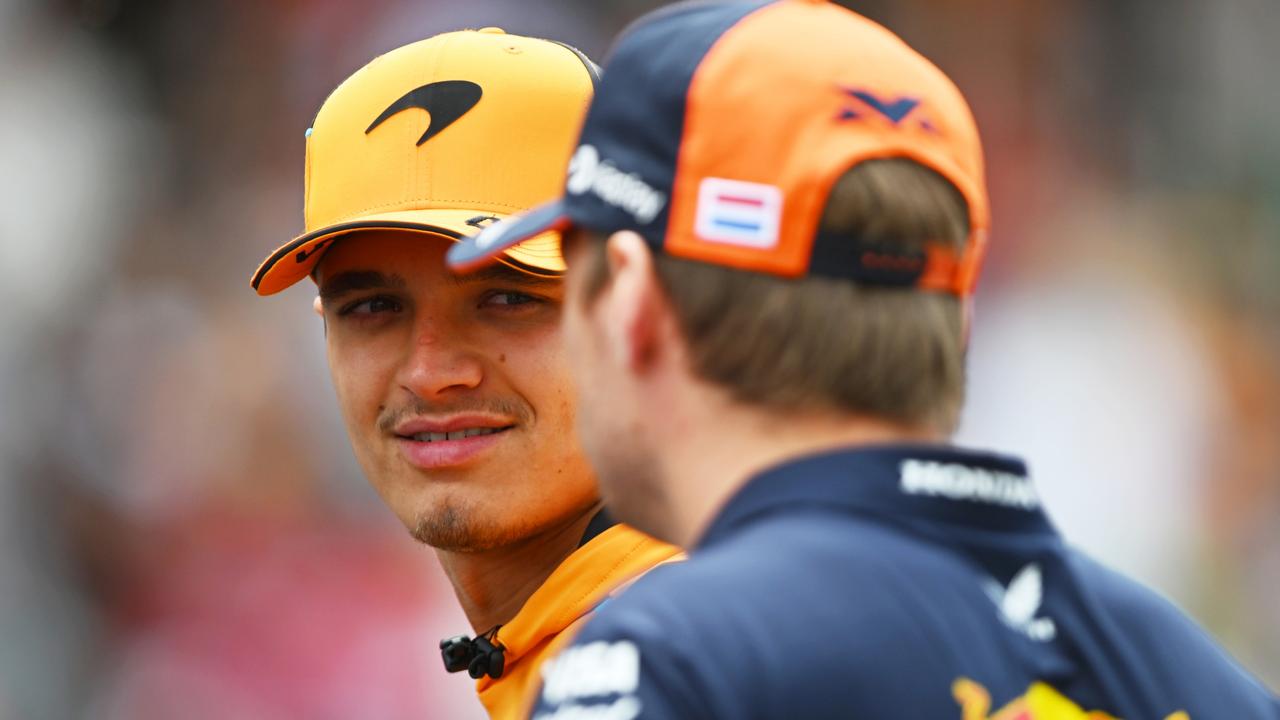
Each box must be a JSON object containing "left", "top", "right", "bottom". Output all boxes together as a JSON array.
[{"left": 576, "top": 158, "right": 970, "bottom": 433}]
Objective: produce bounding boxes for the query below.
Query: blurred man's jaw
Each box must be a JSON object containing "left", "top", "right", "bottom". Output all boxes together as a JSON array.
[{"left": 561, "top": 233, "right": 668, "bottom": 540}]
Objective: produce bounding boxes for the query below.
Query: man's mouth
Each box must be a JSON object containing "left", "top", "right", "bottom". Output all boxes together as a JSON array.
[
  {"left": 401, "top": 427, "right": 511, "bottom": 443},
  {"left": 388, "top": 414, "right": 520, "bottom": 468}
]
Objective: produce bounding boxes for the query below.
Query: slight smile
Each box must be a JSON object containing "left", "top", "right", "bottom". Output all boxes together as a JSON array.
[{"left": 392, "top": 415, "right": 516, "bottom": 469}]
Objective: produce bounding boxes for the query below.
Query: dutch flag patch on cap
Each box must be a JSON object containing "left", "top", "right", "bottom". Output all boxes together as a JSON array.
[{"left": 695, "top": 177, "right": 783, "bottom": 249}]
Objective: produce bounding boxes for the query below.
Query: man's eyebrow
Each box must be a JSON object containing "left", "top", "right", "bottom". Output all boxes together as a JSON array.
[
  {"left": 318, "top": 271, "right": 407, "bottom": 302},
  {"left": 452, "top": 264, "right": 563, "bottom": 289}
]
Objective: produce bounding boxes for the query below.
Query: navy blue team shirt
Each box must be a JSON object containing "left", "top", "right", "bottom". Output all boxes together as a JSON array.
[{"left": 531, "top": 444, "right": 1278, "bottom": 719}]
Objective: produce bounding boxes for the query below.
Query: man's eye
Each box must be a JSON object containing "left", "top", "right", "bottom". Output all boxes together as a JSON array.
[
  {"left": 338, "top": 296, "right": 402, "bottom": 316},
  {"left": 483, "top": 291, "right": 539, "bottom": 308}
]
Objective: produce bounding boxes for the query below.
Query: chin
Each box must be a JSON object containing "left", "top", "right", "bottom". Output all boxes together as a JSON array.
[
  {"left": 408, "top": 500, "right": 510, "bottom": 552},
  {"left": 404, "top": 486, "right": 562, "bottom": 552}
]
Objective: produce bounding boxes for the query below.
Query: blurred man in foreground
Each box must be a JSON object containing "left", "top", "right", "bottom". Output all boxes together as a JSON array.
[
  {"left": 451, "top": 1, "right": 1280, "bottom": 717},
  {"left": 250, "top": 29, "right": 677, "bottom": 717}
]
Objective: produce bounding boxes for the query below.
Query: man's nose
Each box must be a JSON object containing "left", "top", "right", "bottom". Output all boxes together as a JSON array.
[{"left": 395, "top": 316, "right": 484, "bottom": 398}]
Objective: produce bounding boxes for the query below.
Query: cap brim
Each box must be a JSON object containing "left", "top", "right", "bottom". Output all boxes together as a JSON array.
[
  {"left": 251, "top": 208, "right": 566, "bottom": 296},
  {"left": 446, "top": 200, "right": 573, "bottom": 275}
]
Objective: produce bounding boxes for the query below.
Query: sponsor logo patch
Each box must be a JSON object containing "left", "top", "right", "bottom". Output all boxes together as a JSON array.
[
  {"left": 694, "top": 177, "right": 783, "bottom": 249},
  {"left": 953, "top": 677, "right": 1190, "bottom": 719},
  {"left": 294, "top": 238, "right": 333, "bottom": 264},
  {"left": 532, "top": 697, "right": 642, "bottom": 720},
  {"left": 567, "top": 145, "right": 666, "bottom": 225},
  {"left": 839, "top": 87, "right": 920, "bottom": 125},
  {"left": 540, "top": 640, "right": 641, "bottom": 704},
  {"left": 365, "top": 80, "right": 483, "bottom": 146},
  {"left": 982, "top": 563, "right": 1056, "bottom": 642},
  {"left": 899, "top": 460, "right": 1040, "bottom": 510}
]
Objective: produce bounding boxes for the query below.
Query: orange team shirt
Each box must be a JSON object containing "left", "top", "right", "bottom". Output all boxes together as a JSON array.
[{"left": 474, "top": 523, "right": 681, "bottom": 719}]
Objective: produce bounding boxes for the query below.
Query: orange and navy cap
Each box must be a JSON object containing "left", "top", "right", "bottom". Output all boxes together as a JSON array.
[
  {"left": 448, "top": 0, "right": 989, "bottom": 296},
  {"left": 250, "top": 28, "right": 599, "bottom": 296}
]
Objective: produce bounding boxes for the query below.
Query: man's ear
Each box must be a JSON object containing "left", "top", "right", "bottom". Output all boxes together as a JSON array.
[
  {"left": 600, "top": 231, "right": 666, "bottom": 373},
  {"left": 313, "top": 295, "right": 328, "bottom": 335}
]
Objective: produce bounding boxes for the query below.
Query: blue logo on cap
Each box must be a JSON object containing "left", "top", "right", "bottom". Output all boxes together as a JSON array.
[{"left": 839, "top": 87, "right": 920, "bottom": 125}]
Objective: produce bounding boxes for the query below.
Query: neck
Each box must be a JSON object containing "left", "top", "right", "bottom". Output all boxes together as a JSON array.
[
  {"left": 434, "top": 501, "right": 603, "bottom": 633},
  {"left": 655, "top": 389, "right": 937, "bottom": 548}
]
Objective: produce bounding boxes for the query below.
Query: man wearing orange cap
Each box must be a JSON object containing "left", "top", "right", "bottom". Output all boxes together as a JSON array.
[
  {"left": 453, "top": 2, "right": 1280, "bottom": 718},
  {"left": 251, "top": 29, "right": 678, "bottom": 718}
]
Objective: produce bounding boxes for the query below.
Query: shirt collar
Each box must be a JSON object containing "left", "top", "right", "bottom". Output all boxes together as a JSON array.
[
  {"left": 697, "top": 443, "right": 1055, "bottom": 550},
  {"left": 480, "top": 524, "right": 681, "bottom": 671},
  {"left": 579, "top": 507, "right": 618, "bottom": 547}
]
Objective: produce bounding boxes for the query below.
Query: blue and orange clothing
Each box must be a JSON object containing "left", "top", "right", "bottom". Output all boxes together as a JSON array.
[
  {"left": 532, "top": 445, "right": 1279, "bottom": 719},
  {"left": 472, "top": 514, "right": 679, "bottom": 718}
]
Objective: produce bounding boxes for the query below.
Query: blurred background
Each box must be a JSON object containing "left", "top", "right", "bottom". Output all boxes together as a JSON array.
[{"left": 0, "top": 0, "right": 1276, "bottom": 717}]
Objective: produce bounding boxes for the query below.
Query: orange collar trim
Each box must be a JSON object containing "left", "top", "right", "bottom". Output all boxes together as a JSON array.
[{"left": 475, "top": 524, "right": 681, "bottom": 687}]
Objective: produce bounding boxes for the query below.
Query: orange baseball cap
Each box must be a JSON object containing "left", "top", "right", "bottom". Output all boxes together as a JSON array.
[
  {"left": 251, "top": 28, "right": 598, "bottom": 295},
  {"left": 449, "top": 0, "right": 989, "bottom": 296}
]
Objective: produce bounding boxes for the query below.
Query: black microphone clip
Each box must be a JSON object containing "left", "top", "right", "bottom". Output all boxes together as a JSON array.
[{"left": 439, "top": 626, "right": 506, "bottom": 679}]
